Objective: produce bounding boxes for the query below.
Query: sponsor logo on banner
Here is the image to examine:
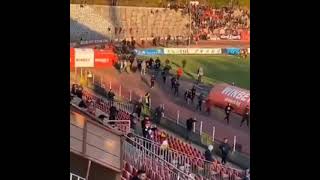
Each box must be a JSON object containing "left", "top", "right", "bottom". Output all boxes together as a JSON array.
[
  {"left": 75, "top": 48, "right": 95, "bottom": 67},
  {"left": 135, "top": 49, "right": 164, "bottom": 56},
  {"left": 164, "top": 48, "right": 222, "bottom": 55},
  {"left": 220, "top": 35, "right": 241, "bottom": 40},
  {"left": 95, "top": 58, "right": 109, "bottom": 63},
  {"left": 225, "top": 48, "right": 241, "bottom": 55},
  {"left": 80, "top": 39, "right": 109, "bottom": 45}
]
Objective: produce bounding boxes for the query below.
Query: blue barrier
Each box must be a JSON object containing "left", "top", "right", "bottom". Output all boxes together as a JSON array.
[
  {"left": 134, "top": 49, "right": 164, "bottom": 56},
  {"left": 225, "top": 48, "right": 241, "bottom": 55}
]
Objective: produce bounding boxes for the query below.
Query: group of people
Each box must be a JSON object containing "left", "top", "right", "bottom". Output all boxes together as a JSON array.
[
  {"left": 188, "top": 4, "right": 250, "bottom": 40},
  {"left": 224, "top": 103, "right": 250, "bottom": 127}
]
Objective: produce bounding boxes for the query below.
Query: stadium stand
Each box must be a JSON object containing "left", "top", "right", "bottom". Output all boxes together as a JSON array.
[{"left": 70, "top": 4, "right": 189, "bottom": 42}]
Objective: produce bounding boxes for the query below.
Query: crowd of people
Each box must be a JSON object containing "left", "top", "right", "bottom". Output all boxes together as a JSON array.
[{"left": 189, "top": 5, "right": 250, "bottom": 41}]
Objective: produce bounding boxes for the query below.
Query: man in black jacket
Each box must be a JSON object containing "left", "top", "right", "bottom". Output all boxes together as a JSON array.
[
  {"left": 186, "top": 117, "right": 197, "bottom": 141},
  {"left": 109, "top": 105, "right": 118, "bottom": 120},
  {"left": 224, "top": 103, "right": 233, "bottom": 124},
  {"left": 240, "top": 105, "right": 250, "bottom": 127},
  {"left": 219, "top": 138, "right": 231, "bottom": 165}
]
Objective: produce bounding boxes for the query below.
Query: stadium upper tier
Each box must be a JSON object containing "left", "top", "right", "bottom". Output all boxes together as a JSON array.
[{"left": 70, "top": 4, "right": 190, "bottom": 41}]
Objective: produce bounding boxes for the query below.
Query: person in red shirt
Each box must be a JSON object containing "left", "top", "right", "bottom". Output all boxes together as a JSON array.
[{"left": 177, "top": 67, "right": 183, "bottom": 80}]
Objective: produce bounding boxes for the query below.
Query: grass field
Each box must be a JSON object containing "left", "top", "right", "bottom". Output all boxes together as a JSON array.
[{"left": 138, "top": 54, "right": 250, "bottom": 90}]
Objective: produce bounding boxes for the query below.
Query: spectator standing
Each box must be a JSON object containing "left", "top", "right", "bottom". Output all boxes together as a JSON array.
[
  {"left": 135, "top": 101, "right": 143, "bottom": 118},
  {"left": 219, "top": 138, "right": 231, "bottom": 165},
  {"left": 224, "top": 103, "right": 233, "bottom": 124},
  {"left": 153, "top": 105, "right": 164, "bottom": 124},
  {"left": 204, "top": 145, "right": 214, "bottom": 175},
  {"left": 107, "top": 89, "right": 115, "bottom": 102},
  {"left": 240, "top": 105, "right": 250, "bottom": 127},
  {"left": 186, "top": 117, "right": 197, "bottom": 141},
  {"left": 109, "top": 105, "right": 118, "bottom": 120}
]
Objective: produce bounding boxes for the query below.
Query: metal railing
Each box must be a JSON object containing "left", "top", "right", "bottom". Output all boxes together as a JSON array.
[
  {"left": 129, "top": 134, "right": 244, "bottom": 179},
  {"left": 70, "top": 173, "right": 85, "bottom": 180},
  {"left": 123, "top": 135, "right": 194, "bottom": 180}
]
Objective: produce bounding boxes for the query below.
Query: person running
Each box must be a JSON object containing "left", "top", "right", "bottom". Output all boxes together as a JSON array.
[
  {"left": 224, "top": 103, "right": 233, "bottom": 124},
  {"left": 240, "top": 105, "right": 250, "bottom": 127},
  {"left": 219, "top": 138, "right": 231, "bottom": 165}
]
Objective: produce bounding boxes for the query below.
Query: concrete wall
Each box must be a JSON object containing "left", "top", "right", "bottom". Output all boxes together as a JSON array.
[{"left": 70, "top": 4, "right": 189, "bottom": 41}]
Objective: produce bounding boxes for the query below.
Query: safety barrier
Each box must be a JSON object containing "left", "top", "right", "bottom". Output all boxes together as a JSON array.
[
  {"left": 130, "top": 134, "right": 244, "bottom": 179},
  {"left": 70, "top": 173, "right": 85, "bottom": 180},
  {"left": 123, "top": 135, "right": 193, "bottom": 180}
]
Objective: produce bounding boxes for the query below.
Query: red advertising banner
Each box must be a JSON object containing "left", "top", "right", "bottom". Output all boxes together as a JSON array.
[
  {"left": 240, "top": 30, "right": 250, "bottom": 41},
  {"left": 70, "top": 48, "right": 75, "bottom": 70},
  {"left": 208, "top": 83, "right": 250, "bottom": 115},
  {"left": 94, "top": 49, "right": 117, "bottom": 68},
  {"left": 70, "top": 48, "right": 118, "bottom": 69}
]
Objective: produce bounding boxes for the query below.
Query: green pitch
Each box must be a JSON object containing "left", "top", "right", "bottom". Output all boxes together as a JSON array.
[{"left": 138, "top": 54, "right": 250, "bottom": 90}]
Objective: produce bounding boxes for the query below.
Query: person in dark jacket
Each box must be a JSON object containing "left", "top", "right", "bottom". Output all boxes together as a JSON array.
[
  {"left": 161, "top": 70, "right": 167, "bottom": 84},
  {"left": 71, "top": 84, "right": 78, "bottom": 95},
  {"left": 107, "top": 89, "right": 115, "bottom": 102},
  {"left": 131, "top": 170, "right": 147, "bottom": 180},
  {"left": 191, "top": 86, "right": 196, "bottom": 103},
  {"left": 109, "top": 105, "right": 118, "bottom": 120},
  {"left": 135, "top": 102, "right": 143, "bottom": 118},
  {"left": 153, "top": 105, "right": 164, "bottom": 124},
  {"left": 219, "top": 138, "right": 231, "bottom": 165},
  {"left": 196, "top": 93, "right": 204, "bottom": 111},
  {"left": 224, "top": 103, "right": 233, "bottom": 124},
  {"left": 78, "top": 100, "right": 87, "bottom": 108},
  {"left": 240, "top": 105, "right": 250, "bottom": 127},
  {"left": 204, "top": 145, "right": 214, "bottom": 162},
  {"left": 204, "top": 144, "right": 214, "bottom": 176},
  {"left": 174, "top": 80, "right": 180, "bottom": 96},
  {"left": 76, "top": 86, "right": 83, "bottom": 99},
  {"left": 186, "top": 117, "right": 197, "bottom": 141},
  {"left": 171, "top": 76, "right": 176, "bottom": 89}
]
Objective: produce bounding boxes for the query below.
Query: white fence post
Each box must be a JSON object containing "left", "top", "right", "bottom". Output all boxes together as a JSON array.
[
  {"left": 233, "top": 136, "right": 236, "bottom": 152},
  {"left": 200, "top": 121, "right": 203, "bottom": 135},
  {"left": 129, "top": 90, "right": 132, "bottom": 102},
  {"left": 162, "top": 104, "right": 165, "bottom": 117},
  {"left": 109, "top": 81, "right": 112, "bottom": 90},
  {"left": 212, "top": 126, "right": 215, "bottom": 143},
  {"left": 177, "top": 110, "right": 180, "bottom": 124}
]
